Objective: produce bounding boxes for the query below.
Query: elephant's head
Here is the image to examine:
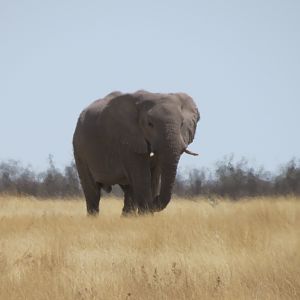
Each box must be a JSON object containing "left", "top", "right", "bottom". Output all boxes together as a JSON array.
[
  {"left": 136, "top": 91, "right": 199, "bottom": 211},
  {"left": 103, "top": 90, "right": 200, "bottom": 211}
]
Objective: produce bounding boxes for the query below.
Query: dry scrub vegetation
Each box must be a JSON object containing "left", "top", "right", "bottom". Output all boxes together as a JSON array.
[{"left": 0, "top": 196, "right": 299, "bottom": 300}]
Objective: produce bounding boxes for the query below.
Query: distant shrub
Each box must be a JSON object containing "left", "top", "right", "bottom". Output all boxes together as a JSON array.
[
  {"left": 274, "top": 159, "right": 300, "bottom": 196},
  {"left": 0, "top": 155, "right": 299, "bottom": 199},
  {"left": 0, "top": 155, "right": 82, "bottom": 198},
  {"left": 174, "top": 156, "right": 299, "bottom": 199}
]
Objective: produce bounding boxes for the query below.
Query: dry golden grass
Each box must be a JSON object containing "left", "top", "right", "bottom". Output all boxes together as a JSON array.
[{"left": 0, "top": 196, "right": 299, "bottom": 300}]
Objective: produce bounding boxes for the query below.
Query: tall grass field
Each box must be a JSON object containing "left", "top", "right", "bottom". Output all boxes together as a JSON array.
[{"left": 0, "top": 196, "right": 299, "bottom": 299}]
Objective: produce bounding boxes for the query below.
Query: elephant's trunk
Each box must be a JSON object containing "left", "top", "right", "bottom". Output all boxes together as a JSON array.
[{"left": 153, "top": 124, "right": 183, "bottom": 211}]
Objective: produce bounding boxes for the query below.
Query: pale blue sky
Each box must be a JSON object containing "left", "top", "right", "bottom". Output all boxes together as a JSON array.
[{"left": 0, "top": 0, "right": 299, "bottom": 172}]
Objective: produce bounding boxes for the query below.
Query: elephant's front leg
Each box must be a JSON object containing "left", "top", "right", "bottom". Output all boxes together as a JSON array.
[
  {"left": 151, "top": 164, "right": 161, "bottom": 200},
  {"left": 119, "top": 184, "right": 137, "bottom": 216},
  {"left": 126, "top": 155, "right": 153, "bottom": 214}
]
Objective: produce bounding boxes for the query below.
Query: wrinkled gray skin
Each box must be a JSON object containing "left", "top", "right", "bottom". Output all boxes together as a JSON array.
[{"left": 73, "top": 90, "right": 200, "bottom": 215}]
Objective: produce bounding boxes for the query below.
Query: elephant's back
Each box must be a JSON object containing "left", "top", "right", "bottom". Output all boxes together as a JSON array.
[
  {"left": 73, "top": 91, "right": 123, "bottom": 153},
  {"left": 80, "top": 91, "right": 122, "bottom": 124}
]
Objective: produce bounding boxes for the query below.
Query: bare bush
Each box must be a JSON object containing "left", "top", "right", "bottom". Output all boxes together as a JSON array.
[
  {"left": 0, "top": 155, "right": 299, "bottom": 199},
  {"left": 0, "top": 156, "right": 81, "bottom": 198},
  {"left": 174, "top": 156, "right": 299, "bottom": 199}
]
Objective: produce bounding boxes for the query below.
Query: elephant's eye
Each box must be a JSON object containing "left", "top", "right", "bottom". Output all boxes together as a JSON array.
[{"left": 148, "top": 122, "right": 154, "bottom": 128}]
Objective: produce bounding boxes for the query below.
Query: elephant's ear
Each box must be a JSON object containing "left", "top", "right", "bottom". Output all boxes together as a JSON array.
[
  {"left": 178, "top": 93, "right": 200, "bottom": 145},
  {"left": 97, "top": 94, "right": 148, "bottom": 154}
]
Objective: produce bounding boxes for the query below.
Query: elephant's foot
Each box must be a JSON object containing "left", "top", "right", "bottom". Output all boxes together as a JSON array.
[
  {"left": 122, "top": 204, "right": 137, "bottom": 217},
  {"left": 87, "top": 208, "right": 99, "bottom": 216},
  {"left": 121, "top": 208, "right": 137, "bottom": 217},
  {"left": 151, "top": 195, "right": 167, "bottom": 212},
  {"left": 137, "top": 205, "right": 154, "bottom": 215},
  {"left": 121, "top": 211, "right": 137, "bottom": 218},
  {"left": 138, "top": 210, "right": 154, "bottom": 216}
]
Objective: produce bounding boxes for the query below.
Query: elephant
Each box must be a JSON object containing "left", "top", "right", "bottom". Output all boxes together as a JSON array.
[{"left": 73, "top": 90, "right": 200, "bottom": 215}]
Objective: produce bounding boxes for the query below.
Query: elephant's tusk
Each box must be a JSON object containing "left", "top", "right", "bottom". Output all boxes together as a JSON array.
[
  {"left": 150, "top": 152, "right": 155, "bottom": 157},
  {"left": 184, "top": 149, "right": 199, "bottom": 156}
]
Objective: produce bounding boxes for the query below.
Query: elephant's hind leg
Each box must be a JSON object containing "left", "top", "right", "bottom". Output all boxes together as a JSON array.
[{"left": 74, "top": 155, "right": 101, "bottom": 215}]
